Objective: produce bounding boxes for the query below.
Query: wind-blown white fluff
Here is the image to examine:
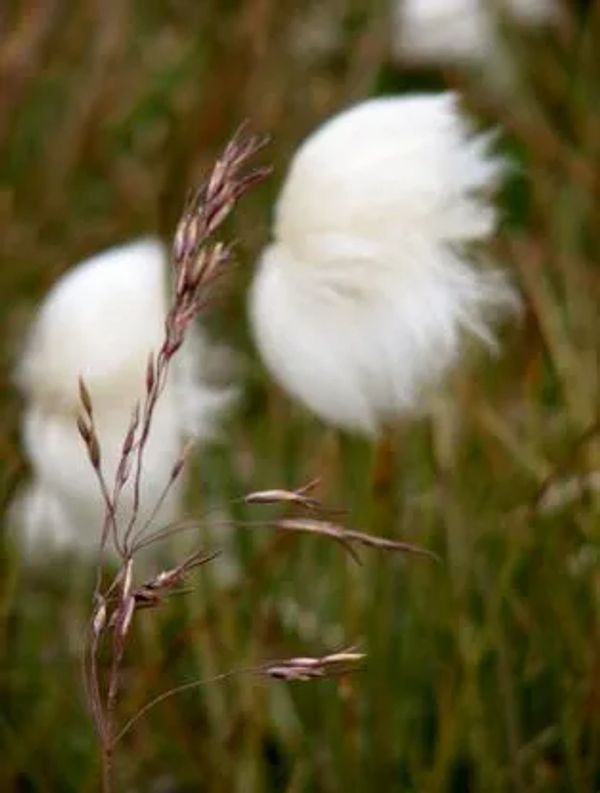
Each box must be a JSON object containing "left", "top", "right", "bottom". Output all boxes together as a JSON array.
[
  {"left": 394, "top": 0, "right": 558, "bottom": 65},
  {"left": 250, "top": 94, "right": 517, "bottom": 434},
  {"left": 16, "top": 238, "right": 233, "bottom": 555}
]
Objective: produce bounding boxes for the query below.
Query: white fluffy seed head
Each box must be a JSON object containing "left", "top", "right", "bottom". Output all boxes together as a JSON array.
[
  {"left": 394, "top": 0, "right": 559, "bottom": 66},
  {"left": 18, "top": 239, "right": 168, "bottom": 412},
  {"left": 250, "top": 93, "right": 518, "bottom": 434},
  {"left": 15, "top": 238, "right": 234, "bottom": 555}
]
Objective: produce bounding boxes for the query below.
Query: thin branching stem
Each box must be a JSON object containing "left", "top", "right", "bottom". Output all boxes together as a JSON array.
[
  {"left": 112, "top": 669, "right": 246, "bottom": 745},
  {"left": 77, "top": 125, "right": 271, "bottom": 791}
]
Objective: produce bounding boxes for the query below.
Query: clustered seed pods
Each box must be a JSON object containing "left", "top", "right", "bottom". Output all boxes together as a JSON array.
[{"left": 165, "top": 128, "right": 270, "bottom": 374}]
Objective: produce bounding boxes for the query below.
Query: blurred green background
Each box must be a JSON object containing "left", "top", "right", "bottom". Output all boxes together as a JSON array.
[{"left": 1, "top": 1, "right": 599, "bottom": 791}]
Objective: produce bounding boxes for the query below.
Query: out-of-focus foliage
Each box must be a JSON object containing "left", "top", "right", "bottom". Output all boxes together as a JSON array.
[{"left": 1, "top": 1, "right": 598, "bottom": 791}]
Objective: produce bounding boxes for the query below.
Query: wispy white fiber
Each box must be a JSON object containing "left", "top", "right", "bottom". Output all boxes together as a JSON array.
[
  {"left": 15, "top": 238, "right": 234, "bottom": 555},
  {"left": 394, "top": 0, "right": 559, "bottom": 65},
  {"left": 250, "top": 94, "right": 518, "bottom": 434}
]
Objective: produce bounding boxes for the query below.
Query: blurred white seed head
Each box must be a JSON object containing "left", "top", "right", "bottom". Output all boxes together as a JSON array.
[
  {"left": 250, "top": 93, "right": 519, "bottom": 434},
  {"left": 14, "top": 238, "right": 235, "bottom": 555},
  {"left": 393, "top": 0, "right": 559, "bottom": 66}
]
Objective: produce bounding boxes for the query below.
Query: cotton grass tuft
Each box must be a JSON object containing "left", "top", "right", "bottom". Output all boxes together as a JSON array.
[
  {"left": 15, "top": 238, "right": 234, "bottom": 554},
  {"left": 393, "top": 0, "right": 559, "bottom": 66},
  {"left": 250, "top": 93, "right": 519, "bottom": 433}
]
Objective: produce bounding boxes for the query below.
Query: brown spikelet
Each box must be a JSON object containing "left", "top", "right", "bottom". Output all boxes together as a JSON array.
[
  {"left": 261, "top": 649, "right": 366, "bottom": 682},
  {"left": 76, "top": 414, "right": 92, "bottom": 445},
  {"left": 87, "top": 431, "right": 101, "bottom": 470},
  {"left": 78, "top": 376, "right": 93, "bottom": 418},
  {"left": 121, "top": 404, "right": 140, "bottom": 458}
]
